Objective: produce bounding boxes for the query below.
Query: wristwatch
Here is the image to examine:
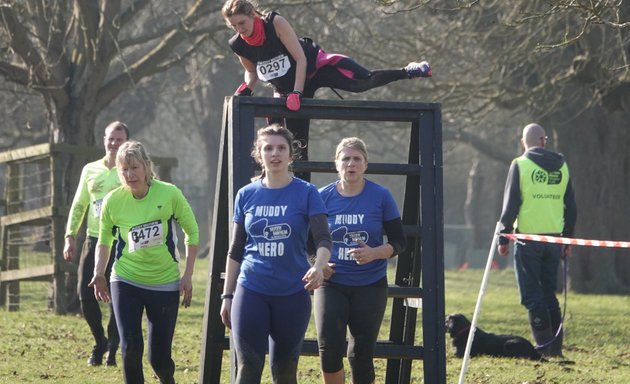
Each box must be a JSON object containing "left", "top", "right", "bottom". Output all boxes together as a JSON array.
[{"left": 220, "top": 293, "right": 234, "bottom": 300}]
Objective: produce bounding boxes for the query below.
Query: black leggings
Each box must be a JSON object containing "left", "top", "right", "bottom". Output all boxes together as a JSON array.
[
  {"left": 77, "top": 237, "right": 119, "bottom": 349},
  {"left": 286, "top": 59, "right": 408, "bottom": 180},
  {"left": 111, "top": 281, "right": 179, "bottom": 384},
  {"left": 314, "top": 279, "right": 388, "bottom": 384},
  {"left": 303, "top": 58, "right": 408, "bottom": 97}
]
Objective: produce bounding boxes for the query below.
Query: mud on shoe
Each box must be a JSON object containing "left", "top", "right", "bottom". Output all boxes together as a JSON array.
[{"left": 405, "top": 61, "right": 432, "bottom": 78}]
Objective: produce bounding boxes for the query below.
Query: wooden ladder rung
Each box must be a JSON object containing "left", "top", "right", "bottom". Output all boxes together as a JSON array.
[
  {"left": 301, "top": 338, "right": 423, "bottom": 360},
  {"left": 388, "top": 285, "right": 423, "bottom": 298},
  {"left": 292, "top": 161, "right": 421, "bottom": 176},
  {"left": 217, "top": 337, "right": 424, "bottom": 360}
]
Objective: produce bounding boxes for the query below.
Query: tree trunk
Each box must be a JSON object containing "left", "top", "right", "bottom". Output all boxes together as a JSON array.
[
  {"left": 49, "top": 101, "right": 99, "bottom": 312},
  {"left": 55, "top": 102, "right": 99, "bottom": 204}
]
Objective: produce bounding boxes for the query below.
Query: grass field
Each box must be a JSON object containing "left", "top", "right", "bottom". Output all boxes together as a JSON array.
[{"left": 1, "top": 256, "right": 629, "bottom": 383}]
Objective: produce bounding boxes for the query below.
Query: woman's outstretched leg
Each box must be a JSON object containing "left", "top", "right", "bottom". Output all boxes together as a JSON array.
[{"left": 305, "top": 58, "right": 431, "bottom": 94}]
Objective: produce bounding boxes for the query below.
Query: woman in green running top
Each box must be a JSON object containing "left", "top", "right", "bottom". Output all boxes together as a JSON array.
[{"left": 90, "top": 140, "right": 199, "bottom": 384}]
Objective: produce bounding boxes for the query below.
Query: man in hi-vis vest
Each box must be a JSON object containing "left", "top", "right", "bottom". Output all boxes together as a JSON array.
[{"left": 497, "top": 123, "right": 577, "bottom": 358}]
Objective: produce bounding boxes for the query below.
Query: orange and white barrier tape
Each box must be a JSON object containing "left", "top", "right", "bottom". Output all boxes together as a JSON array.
[{"left": 501, "top": 233, "right": 630, "bottom": 248}]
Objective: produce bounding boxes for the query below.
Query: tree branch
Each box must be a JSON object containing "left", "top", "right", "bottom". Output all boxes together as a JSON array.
[
  {"left": 74, "top": 0, "right": 100, "bottom": 62},
  {"left": 95, "top": 32, "right": 209, "bottom": 111},
  {"left": 0, "top": 5, "right": 47, "bottom": 80},
  {"left": 0, "top": 4, "right": 68, "bottom": 105},
  {"left": 119, "top": 0, "right": 152, "bottom": 28},
  {"left": 0, "top": 61, "right": 30, "bottom": 86},
  {"left": 94, "top": 0, "right": 219, "bottom": 109},
  {"left": 119, "top": 24, "right": 223, "bottom": 51}
]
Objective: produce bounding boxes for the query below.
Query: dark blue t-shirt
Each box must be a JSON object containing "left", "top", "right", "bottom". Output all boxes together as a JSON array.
[
  {"left": 319, "top": 179, "right": 400, "bottom": 286},
  {"left": 234, "top": 177, "right": 327, "bottom": 295}
]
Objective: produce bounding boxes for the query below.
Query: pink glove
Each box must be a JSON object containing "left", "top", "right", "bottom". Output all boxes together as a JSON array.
[{"left": 286, "top": 91, "right": 302, "bottom": 111}]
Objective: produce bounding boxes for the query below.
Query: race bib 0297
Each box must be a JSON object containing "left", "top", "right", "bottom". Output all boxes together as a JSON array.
[{"left": 256, "top": 55, "right": 290, "bottom": 81}]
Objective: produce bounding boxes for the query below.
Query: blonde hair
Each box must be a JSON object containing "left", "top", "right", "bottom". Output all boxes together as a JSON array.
[
  {"left": 250, "top": 124, "right": 299, "bottom": 180},
  {"left": 116, "top": 141, "right": 156, "bottom": 187},
  {"left": 335, "top": 137, "right": 369, "bottom": 163}
]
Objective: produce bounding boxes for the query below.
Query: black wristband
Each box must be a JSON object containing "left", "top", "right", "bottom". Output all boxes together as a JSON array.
[
  {"left": 234, "top": 82, "right": 252, "bottom": 96},
  {"left": 220, "top": 293, "right": 234, "bottom": 300},
  {"left": 238, "top": 87, "right": 253, "bottom": 96}
]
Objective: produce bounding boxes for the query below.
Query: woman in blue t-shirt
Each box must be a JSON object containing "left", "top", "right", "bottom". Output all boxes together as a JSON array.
[
  {"left": 220, "top": 124, "right": 332, "bottom": 384},
  {"left": 315, "top": 137, "right": 406, "bottom": 384}
]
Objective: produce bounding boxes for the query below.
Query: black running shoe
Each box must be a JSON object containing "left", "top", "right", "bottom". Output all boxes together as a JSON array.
[
  {"left": 87, "top": 340, "right": 108, "bottom": 366},
  {"left": 105, "top": 352, "right": 116, "bottom": 367}
]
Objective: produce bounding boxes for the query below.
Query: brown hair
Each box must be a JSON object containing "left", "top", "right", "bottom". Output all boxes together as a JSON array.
[
  {"left": 104, "top": 120, "right": 130, "bottom": 140},
  {"left": 250, "top": 124, "right": 299, "bottom": 180},
  {"left": 116, "top": 141, "right": 156, "bottom": 187},
  {"left": 221, "top": 0, "right": 265, "bottom": 18},
  {"left": 335, "top": 137, "right": 369, "bottom": 163}
]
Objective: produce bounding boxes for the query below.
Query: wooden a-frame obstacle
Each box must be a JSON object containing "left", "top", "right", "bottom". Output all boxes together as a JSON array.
[{"left": 199, "top": 96, "right": 446, "bottom": 384}]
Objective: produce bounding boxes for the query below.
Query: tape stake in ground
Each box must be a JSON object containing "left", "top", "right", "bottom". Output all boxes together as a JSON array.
[{"left": 501, "top": 233, "right": 630, "bottom": 248}]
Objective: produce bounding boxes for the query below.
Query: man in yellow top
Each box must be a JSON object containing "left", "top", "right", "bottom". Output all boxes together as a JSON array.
[
  {"left": 63, "top": 121, "right": 129, "bottom": 367},
  {"left": 497, "top": 123, "right": 577, "bottom": 358}
]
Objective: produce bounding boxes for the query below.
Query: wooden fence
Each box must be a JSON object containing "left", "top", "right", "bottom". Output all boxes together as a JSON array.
[{"left": 0, "top": 143, "right": 176, "bottom": 313}]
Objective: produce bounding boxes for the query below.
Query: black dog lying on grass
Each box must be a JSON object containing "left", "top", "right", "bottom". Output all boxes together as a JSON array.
[{"left": 445, "top": 313, "right": 543, "bottom": 360}]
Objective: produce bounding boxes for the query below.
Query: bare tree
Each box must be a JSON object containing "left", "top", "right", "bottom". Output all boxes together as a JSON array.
[
  {"left": 0, "top": 0, "right": 227, "bottom": 197},
  {"left": 376, "top": 0, "right": 630, "bottom": 293}
]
